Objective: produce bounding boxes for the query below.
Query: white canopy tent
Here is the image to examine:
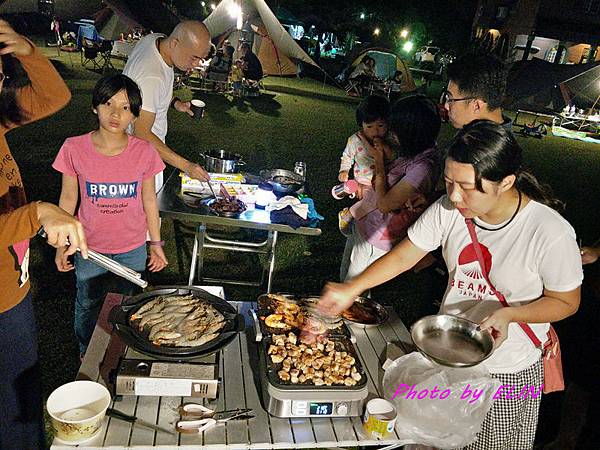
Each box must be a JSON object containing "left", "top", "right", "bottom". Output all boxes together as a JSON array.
[{"left": 203, "top": 0, "right": 320, "bottom": 76}]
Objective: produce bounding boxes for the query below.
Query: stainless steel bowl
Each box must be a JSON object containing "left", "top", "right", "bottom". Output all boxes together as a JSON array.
[
  {"left": 259, "top": 169, "right": 303, "bottom": 194},
  {"left": 410, "top": 315, "right": 494, "bottom": 367}
]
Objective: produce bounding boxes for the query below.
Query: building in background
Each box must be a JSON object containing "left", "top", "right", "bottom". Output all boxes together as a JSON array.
[{"left": 473, "top": 0, "right": 600, "bottom": 63}]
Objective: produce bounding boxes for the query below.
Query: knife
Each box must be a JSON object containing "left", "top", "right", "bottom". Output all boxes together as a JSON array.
[{"left": 106, "top": 408, "right": 175, "bottom": 435}]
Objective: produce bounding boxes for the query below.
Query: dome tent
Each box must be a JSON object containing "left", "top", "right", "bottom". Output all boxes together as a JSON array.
[{"left": 341, "top": 46, "right": 416, "bottom": 93}]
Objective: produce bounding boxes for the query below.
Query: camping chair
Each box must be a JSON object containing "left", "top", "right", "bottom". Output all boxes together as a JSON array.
[
  {"left": 81, "top": 38, "right": 102, "bottom": 70},
  {"left": 174, "top": 71, "right": 190, "bottom": 90},
  {"left": 205, "top": 69, "right": 230, "bottom": 93},
  {"left": 344, "top": 78, "right": 362, "bottom": 97},
  {"left": 203, "top": 55, "right": 232, "bottom": 93},
  {"left": 520, "top": 123, "right": 548, "bottom": 138},
  {"left": 257, "top": 74, "right": 268, "bottom": 92},
  {"left": 242, "top": 77, "right": 262, "bottom": 97},
  {"left": 98, "top": 40, "right": 114, "bottom": 70}
]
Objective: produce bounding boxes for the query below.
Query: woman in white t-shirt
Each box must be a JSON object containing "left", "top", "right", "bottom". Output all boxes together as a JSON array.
[{"left": 318, "top": 120, "right": 582, "bottom": 449}]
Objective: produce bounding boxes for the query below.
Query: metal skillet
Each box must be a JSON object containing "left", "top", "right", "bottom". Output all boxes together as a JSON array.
[{"left": 411, "top": 314, "right": 495, "bottom": 368}]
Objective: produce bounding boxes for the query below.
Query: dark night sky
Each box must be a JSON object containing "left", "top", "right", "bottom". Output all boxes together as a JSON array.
[
  {"left": 173, "top": 0, "right": 478, "bottom": 51},
  {"left": 268, "top": 0, "right": 479, "bottom": 50}
]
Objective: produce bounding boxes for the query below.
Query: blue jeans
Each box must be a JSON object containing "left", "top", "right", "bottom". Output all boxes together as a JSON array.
[
  {"left": 74, "top": 244, "right": 146, "bottom": 353},
  {"left": 0, "top": 293, "right": 45, "bottom": 450}
]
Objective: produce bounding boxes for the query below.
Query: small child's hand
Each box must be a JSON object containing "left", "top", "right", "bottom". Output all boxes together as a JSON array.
[
  {"left": 373, "top": 137, "right": 393, "bottom": 161},
  {"left": 338, "top": 171, "right": 349, "bottom": 182},
  {"left": 148, "top": 246, "right": 168, "bottom": 272},
  {"left": 357, "top": 132, "right": 378, "bottom": 157},
  {"left": 55, "top": 246, "right": 74, "bottom": 272}
]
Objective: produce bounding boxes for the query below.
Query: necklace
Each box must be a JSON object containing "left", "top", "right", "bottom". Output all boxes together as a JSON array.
[{"left": 472, "top": 190, "right": 522, "bottom": 232}]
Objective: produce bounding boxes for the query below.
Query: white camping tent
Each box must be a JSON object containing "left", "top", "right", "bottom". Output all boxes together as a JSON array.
[{"left": 203, "top": 0, "right": 319, "bottom": 76}]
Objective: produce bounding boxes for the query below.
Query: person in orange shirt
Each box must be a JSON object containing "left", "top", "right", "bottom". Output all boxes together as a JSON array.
[{"left": 0, "top": 19, "right": 87, "bottom": 449}]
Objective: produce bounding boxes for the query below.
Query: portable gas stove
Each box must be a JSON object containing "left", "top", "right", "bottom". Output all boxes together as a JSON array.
[
  {"left": 114, "top": 347, "right": 220, "bottom": 399},
  {"left": 250, "top": 310, "right": 368, "bottom": 418}
]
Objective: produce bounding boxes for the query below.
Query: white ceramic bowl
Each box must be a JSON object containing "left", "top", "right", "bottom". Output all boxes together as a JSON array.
[{"left": 46, "top": 381, "right": 111, "bottom": 444}]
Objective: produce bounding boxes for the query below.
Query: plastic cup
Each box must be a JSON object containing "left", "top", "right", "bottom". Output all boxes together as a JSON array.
[
  {"left": 46, "top": 381, "right": 111, "bottom": 445},
  {"left": 332, "top": 179, "right": 359, "bottom": 199},
  {"left": 190, "top": 99, "right": 205, "bottom": 121},
  {"left": 363, "top": 398, "right": 397, "bottom": 439}
]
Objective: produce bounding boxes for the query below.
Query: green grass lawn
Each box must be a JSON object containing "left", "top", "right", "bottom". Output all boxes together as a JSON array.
[{"left": 14, "top": 48, "right": 600, "bottom": 415}]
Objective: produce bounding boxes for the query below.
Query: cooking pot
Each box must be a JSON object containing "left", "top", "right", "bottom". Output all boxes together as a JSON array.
[{"left": 200, "top": 149, "right": 245, "bottom": 173}]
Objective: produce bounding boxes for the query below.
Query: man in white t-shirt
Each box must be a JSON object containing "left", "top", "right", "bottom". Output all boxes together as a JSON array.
[{"left": 123, "top": 21, "right": 211, "bottom": 188}]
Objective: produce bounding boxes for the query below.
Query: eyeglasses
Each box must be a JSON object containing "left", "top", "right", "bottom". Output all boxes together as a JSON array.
[
  {"left": 441, "top": 90, "right": 475, "bottom": 104},
  {"left": 0, "top": 73, "right": 8, "bottom": 82}
]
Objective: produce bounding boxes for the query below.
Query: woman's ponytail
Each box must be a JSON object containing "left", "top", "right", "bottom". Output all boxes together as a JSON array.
[{"left": 515, "top": 170, "right": 564, "bottom": 213}]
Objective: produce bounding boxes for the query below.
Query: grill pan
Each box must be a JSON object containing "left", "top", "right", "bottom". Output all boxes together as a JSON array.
[
  {"left": 258, "top": 333, "right": 368, "bottom": 391},
  {"left": 109, "top": 286, "right": 244, "bottom": 361}
]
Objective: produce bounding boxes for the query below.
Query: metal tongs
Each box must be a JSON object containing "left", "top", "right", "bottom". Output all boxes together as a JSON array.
[
  {"left": 175, "top": 404, "right": 254, "bottom": 434},
  {"left": 37, "top": 228, "right": 148, "bottom": 288}
]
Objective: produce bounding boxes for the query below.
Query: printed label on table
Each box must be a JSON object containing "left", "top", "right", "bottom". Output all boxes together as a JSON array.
[
  {"left": 135, "top": 378, "right": 192, "bottom": 396},
  {"left": 150, "top": 362, "right": 214, "bottom": 379}
]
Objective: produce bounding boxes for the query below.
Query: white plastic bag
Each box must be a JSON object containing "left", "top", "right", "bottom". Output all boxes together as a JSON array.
[{"left": 382, "top": 352, "right": 501, "bottom": 449}]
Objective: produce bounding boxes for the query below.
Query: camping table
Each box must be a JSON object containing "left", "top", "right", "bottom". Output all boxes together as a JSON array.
[
  {"left": 553, "top": 112, "right": 600, "bottom": 131},
  {"left": 157, "top": 171, "right": 321, "bottom": 292},
  {"left": 51, "top": 289, "right": 414, "bottom": 449},
  {"left": 513, "top": 109, "right": 556, "bottom": 128},
  {"left": 111, "top": 40, "right": 137, "bottom": 59}
]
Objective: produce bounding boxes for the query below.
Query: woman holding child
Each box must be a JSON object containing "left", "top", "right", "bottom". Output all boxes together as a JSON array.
[
  {"left": 321, "top": 120, "right": 582, "bottom": 449},
  {"left": 340, "top": 95, "right": 441, "bottom": 283}
]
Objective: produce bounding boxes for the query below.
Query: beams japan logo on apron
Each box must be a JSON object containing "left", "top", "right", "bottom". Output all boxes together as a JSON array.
[{"left": 450, "top": 243, "right": 496, "bottom": 299}]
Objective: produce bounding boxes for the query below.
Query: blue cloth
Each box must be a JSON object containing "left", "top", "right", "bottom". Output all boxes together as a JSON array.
[
  {"left": 77, "top": 24, "right": 99, "bottom": 49},
  {"left": 0, "top": 293, "right": 45, "bottom": 450},
  {"left": 74, "top": 244, "right": 146, "bottom": 353},
  {"left": 270, "top": 197, "right": 322, "bottom": 229},
  {"left": 300, "top": 197, "right": 324, "bottom": 220}
]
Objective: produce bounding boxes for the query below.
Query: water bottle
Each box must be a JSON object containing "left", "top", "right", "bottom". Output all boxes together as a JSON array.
[
  {"left": 294, "top": 161, "right": 306, "bottom": 179},
  {"left": 332, "top": 180, "right": 359, "bottom": 199}
]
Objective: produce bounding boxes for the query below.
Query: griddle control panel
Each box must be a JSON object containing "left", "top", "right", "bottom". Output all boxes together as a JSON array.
[{"left": 291, "top": 401, "right": 350, "bottom": 417}]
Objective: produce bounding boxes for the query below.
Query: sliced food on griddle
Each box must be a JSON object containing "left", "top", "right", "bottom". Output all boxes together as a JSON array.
[
  {"left": 129, "top": 294, "right": 226, "bottom": 347},
  {"left": 268, "top": 332, "right": 362, "bottom": 386}
]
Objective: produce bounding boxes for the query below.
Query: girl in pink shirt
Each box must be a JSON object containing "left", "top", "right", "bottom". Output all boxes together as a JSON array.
[{"left": 53, "top": 74, "right": 167, "bottom": 355}]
